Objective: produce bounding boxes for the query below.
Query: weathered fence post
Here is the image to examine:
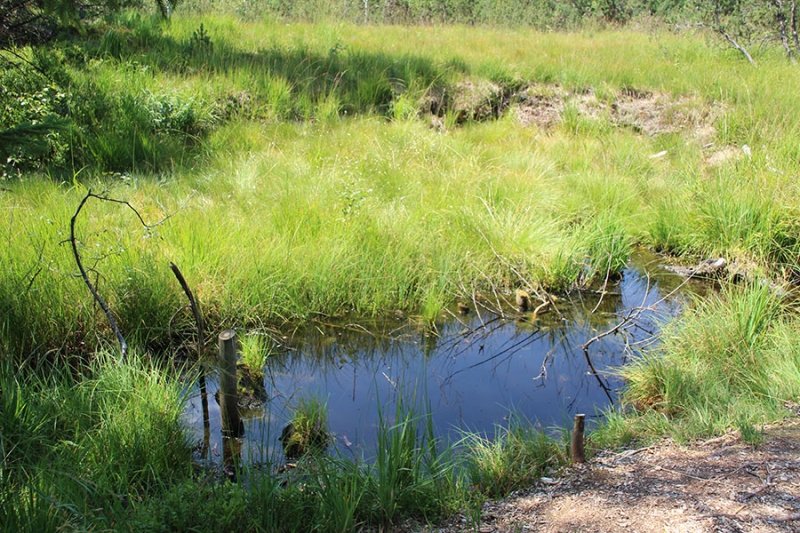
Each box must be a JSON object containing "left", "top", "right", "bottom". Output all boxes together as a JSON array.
[
  {"left": 222, "top": 435, "right": 243, "bottom": 482},
  {"left": 570, "top": 413, "right": 586, "bottom": 463},
  {"left": 218, "top": 330, "right": 243, "bottom": 438}
]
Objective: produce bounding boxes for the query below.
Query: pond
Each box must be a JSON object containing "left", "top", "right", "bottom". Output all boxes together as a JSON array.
[{"left": 185, "top": 250, "right": 705, "bottom": 464}]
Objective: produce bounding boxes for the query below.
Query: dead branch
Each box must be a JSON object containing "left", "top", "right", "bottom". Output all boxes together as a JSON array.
[
  {"left": 580, "top": 270, "right": 694, "bottom": 402},
  {"left": 581, "top": 274, "right": 653, "bottom": 358},
  {"left": 67, "top": 189, "right": 181, "bottom": 361},
  {"left": 590, "top": 252, "right": 614, "bottom": 315},
  {"left": 531, "top": 299, "right": 550, "bottom": 322},
  {"left": 532, "top": 347, "right": 554, "bottom": 381},
  {"left": 170, "top": 262, "right": 210, "bottom": 432},
  {"left": 720, "top": 30, "right": 758, "bottom": 66},
  {"left": 582, "top": 270, "right": 693, "bottom": 357},
  {"left": 170, "top": 262, "right": 206, "bottom": 358},
  {"left": 70, "top": 191, "right": 128, "bottom": 361},
  {"left": 712, "top": 0, "right": 758, "bottom": 66}
]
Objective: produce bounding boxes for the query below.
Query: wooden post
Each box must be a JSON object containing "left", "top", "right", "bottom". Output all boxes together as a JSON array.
[
  {"left": 222, "top": 435, "right": 243, "bottom": 482},
  {"left": 218, "top": 330, "right": 243, "bottom": 438},
  {"left": 571, "top": 414, "right": 586, "bottom": 463}
]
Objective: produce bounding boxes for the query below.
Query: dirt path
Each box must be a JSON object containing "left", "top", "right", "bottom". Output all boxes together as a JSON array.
[{"left": 438, "top": 417, "right": 800, "bottom": 533}]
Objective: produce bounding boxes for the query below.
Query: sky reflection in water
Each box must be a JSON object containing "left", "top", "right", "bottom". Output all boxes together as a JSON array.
[{"left": 185, "top": 252, "right": 702, "bottom": 462}]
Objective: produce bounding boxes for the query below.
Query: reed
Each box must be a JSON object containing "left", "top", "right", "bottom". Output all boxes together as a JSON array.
[{"left": 371, "top": 401, "right": 439, "bottom": 524}]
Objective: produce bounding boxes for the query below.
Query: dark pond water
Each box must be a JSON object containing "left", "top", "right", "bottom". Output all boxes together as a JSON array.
[{"left": 185, "top": 250, "right": 705, "bottom": 463}]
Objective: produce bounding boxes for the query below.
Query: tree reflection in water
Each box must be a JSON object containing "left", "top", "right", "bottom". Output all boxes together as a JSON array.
[{"left": 185, "top": 250, "right": 708, "bottom": 464}]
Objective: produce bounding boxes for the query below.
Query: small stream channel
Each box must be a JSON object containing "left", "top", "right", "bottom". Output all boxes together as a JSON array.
[{"left": 185, "top": 250, "right": 709, "bottom": 464}]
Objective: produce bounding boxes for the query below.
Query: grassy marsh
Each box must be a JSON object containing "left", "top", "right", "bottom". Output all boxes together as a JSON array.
[
  {"left": 2, "top": 359, "right": 565, "bottom": 532},
  {"left": 6, "top": 18, "right": 800, "bottom": 356},
  {"left": 5, "top": 8, "right": 800, "bottom": 532}
]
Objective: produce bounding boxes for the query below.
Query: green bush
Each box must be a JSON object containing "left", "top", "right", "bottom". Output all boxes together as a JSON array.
[{"left": 0, "top": 53, "right": 70, "bottom": 176}]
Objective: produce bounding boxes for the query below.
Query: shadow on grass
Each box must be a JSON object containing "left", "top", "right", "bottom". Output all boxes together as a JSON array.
[{"left": 38, "top": 13, "right": 467, "bottom": 174}]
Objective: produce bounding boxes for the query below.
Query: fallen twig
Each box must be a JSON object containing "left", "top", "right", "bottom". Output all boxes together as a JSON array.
[
  {"left": 613, "top": 444, "right": 656, "bottom": 458},
  {"left": 582, "top": 270, "right": 693, "bottom": 359},
  {"left": 771, "top": 512, "right": 800, "bottom": 522},
  {"left": 590, "top": 252, "right": 614, "bottom": 315},
  {"left": 656, "top": 465, "right": 729, "bottom": 484}
]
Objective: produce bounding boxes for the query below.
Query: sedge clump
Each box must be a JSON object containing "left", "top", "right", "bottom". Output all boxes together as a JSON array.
[{"left": 280, "top": 396, "right": 331, "bottom": 460}]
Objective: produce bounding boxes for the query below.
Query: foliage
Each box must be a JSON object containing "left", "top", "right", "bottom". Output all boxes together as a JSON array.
[
  {"left": 0, "top": 0, "right": 179, "bottom": 49},
  {"left": 464, "top": 417, "right": 567, "bottom": 499},
  {"left": 0, "top": 50, "right": 70, "bottom": 175}
]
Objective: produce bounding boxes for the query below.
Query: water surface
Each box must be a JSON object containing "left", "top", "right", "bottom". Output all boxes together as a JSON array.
[{"left": 185, "top": 251, "right": 702, "bottom": 462}]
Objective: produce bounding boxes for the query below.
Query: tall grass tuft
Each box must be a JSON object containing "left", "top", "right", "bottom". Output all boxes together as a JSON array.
[
  {"left": 281, "top": 396, "right": 331, "bottom": 459},
  {"left": 604, "top": 283, "right": 795, "bottom": 443},
  {"left": 370, "top": 400, "right": 458, "bottom": 525},
  {"left": 311, "top": 458, "right": 369, "bottom": 533},
  {"left": 464, "top": 417, "right": 567, "bottom": 499},
  {"left": 239, "top": 332, "right": 271, "bottom": 380},
  {"left": 0, "top": 353, "right": 192, "bottom": 532}
]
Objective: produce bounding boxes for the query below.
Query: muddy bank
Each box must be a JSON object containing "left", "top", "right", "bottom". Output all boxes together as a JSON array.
[{"left": 422, "top": 79, "right": 746, "bottom": 168}]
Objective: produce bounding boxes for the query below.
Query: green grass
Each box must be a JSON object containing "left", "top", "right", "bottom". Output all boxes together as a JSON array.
[
  {"left": 6, "top": 14, "right": 800, "bottom": 530},
  {"left": 239, "top": 332, "right": 271, "bottom": 379},
  {"left": 0, "top": 354, "right": 191, "bottom": 532},
  {"left": 5, "top": 17, "right": 800, "bottom": 357},
  {"left": 593, "top": 283, "right": 800, "bottom": 447},
  {"left": 1, "top": 352, "right": 567, "bottom": 532},
  {"left": 464, "top": 416, "right": 568, "bottom": 499},
  {"left": 371, "top": 400, "right": 458, "bottom": 525},
  {"left": 281, "top": 396, "right": 332, "bottom": 459}
]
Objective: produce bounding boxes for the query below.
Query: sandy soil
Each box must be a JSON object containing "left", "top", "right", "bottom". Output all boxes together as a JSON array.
[{"left": 431, "top": 416, "right": 800, "bottom": 533}]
